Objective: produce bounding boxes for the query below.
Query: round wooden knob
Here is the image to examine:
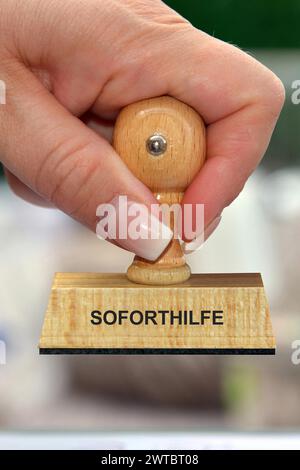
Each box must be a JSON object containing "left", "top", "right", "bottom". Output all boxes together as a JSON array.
[{"left": 113, "top": 96, "right": 206, "bottom": 285}]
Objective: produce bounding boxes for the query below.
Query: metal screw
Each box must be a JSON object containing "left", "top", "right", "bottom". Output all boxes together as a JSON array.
[{"left": 146, "top": 134, "right": 167, "bottom": 156}]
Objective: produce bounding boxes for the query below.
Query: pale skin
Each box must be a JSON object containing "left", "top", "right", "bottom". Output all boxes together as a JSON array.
[{"left": 0, "top": 0, "right": 285, "bottom": 257}]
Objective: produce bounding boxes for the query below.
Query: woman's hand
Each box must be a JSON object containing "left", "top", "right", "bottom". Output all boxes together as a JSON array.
[{"left": 0, "top": 0, "right": 285, "bottom": 259}]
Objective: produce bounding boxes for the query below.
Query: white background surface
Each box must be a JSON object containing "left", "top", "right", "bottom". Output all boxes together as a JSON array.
[{"left": 0, "top": 432, "right": 300, "bottom": 450}]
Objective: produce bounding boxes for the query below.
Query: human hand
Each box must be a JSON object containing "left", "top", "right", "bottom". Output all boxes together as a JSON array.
[{"left": 0, "top": 0, "right": 285, "bottom": 259}]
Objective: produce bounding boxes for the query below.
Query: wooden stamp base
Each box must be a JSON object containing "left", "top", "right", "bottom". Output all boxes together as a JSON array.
[{"left": 39, "top": 273, "right": 275, "bottom": 355}]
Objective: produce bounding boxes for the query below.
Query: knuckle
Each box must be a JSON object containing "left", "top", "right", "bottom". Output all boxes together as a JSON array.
[
  {"left": 221, "top": 42, "right": 286, "bottom": 117},
  {"left": 254, "top": 68, "right": 286, "bottom": 118},
  {"left": 264, "top": 72, "right": 286, "bottom": 111},
  {"left": 35, "top": 138, "right": 100, "bottom": 216}
]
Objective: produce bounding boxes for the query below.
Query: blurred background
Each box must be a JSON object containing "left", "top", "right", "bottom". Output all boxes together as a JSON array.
[{"left": 0, "top": 0, "right": 300, "bottom": 442}]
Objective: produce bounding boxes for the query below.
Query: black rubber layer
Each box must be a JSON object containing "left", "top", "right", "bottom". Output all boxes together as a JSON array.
[{"left": 39, "top": 348, "right": 276, "bottom": 355}]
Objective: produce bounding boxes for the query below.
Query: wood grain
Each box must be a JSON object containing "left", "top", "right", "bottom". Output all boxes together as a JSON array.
[
  {"left": 113, "top": 96, "right": 206, "bottom": 285},
  {"left": 39, "top": 273, "right": 275, "bottom": 353}
]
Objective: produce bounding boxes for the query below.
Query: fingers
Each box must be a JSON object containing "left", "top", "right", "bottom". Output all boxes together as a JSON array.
[
  {"left": 0, "top": 0, "right": 285, "bottom": 260},
  {"left": 182, "top": 99, "right": 282, "bottom": 230},
  {"left": 164, "top": 33, "right": 285, "bottom": 244},
  {"left": 4, "top": 113, "right": 114, "bottom": 208},
  {"left": 88, "top": 19, "right": 285, "bottom": 248},
  {"left": 0, "top": 59, "right": 172, "bottom": 261},
  {"left": 4, "top": 167, "right": 53, "bottom": 207}
]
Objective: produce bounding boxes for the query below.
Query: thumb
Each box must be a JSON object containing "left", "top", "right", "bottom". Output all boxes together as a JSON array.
[{"left": 0, "top": 60, "right": 172, "bottom": 261}]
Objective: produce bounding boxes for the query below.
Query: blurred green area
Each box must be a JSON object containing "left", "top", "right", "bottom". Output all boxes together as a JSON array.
[
  {"left": 223, "top": 366, "right": 258, "bottom": 413},
  {"left": 166, "top": 0, "right": 300, "bottom": 48}
]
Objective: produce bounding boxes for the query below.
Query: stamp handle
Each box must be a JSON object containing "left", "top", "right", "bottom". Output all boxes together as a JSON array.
[{"left": 113, "top": 96, "right": 206, "bottom": 285}]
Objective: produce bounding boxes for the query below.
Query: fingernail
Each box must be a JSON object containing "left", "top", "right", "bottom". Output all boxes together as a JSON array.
[
  {"left": 183, "top": 216, "right": 222, "bottom": 255},
  {"left": 96, "top": 195, "right": 173, "bottom": 261}
]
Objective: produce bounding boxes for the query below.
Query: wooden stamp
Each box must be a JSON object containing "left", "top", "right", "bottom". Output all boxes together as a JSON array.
[{"left": 39, "top": 97, "right": 275, "bottom": 355}]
